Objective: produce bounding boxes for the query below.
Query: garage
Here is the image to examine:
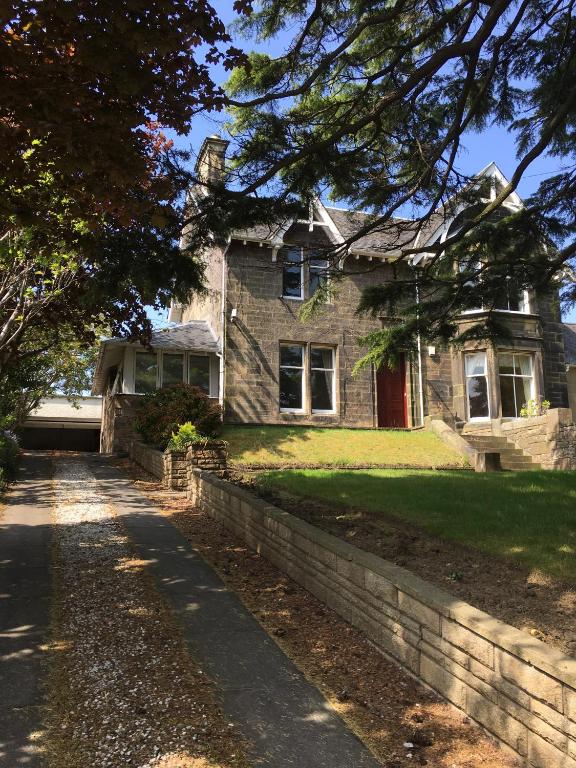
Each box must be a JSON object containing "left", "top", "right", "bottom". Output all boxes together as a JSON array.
[{"left": 21, "top": 396, "right": 102, "bottom": 452}]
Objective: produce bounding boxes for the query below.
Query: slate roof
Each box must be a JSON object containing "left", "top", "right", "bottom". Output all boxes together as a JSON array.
[
  {"left": 229, "top": 206, "right": 444, "bottom": 257},
  {"left": 103, "top": 321, "right": 219, "bottom": 352},
  {"left": 563, "top": 323, "right": 576, "bottom": 365},
  {"left": 91, "top": 321, "right": 219, "bottom": 395}
]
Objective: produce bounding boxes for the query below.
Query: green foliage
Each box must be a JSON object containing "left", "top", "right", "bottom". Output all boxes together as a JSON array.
[
  {"left": 196, "top": 0, "right": 576, "bottom": 359},
  {"left": 167, "top": 422, "right": 209, "bottom": 451},
  {"left": 0, "top": 1, "right": 249, "bottom": 384},
  {"left": 135, "top": 385, "right": 222, "bottom": 450},
  {"left": 520, "top": 399, "right": 551, "bottom": 418},
  {"left": 0, "top": 430, "right": 19, "bottom": 486},
  {"left": 0, "top": 327, "right": 97, "bottom": 430}
]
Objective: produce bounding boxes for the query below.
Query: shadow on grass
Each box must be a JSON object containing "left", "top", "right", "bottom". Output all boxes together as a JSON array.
[{"left": 221, "top": 425, "right": 465, "bottom": 469}]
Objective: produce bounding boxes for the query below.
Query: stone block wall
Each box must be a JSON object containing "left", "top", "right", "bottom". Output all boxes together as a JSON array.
[
  {"left": 100, "top": 394, "right": 141, "bottom": 454},
  {"left": 163, "top": 450, "right": 188, "bottom": 489},
  {"left": 129, "top": 441, "right": 228, "bottom": 487},
  {"left": 186, "top": 443, "right": 228, "bottom": 477},
  {"left": 129, "top": 441, "right": 164, "bottom": 479},
  {"left": 501, "top": 408, "right": 576, "bottom": 470},
  {"left": 188, "top": 469, "right": 576, "bottom": 768}
]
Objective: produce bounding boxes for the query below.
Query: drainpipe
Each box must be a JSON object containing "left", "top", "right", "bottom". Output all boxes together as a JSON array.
[
  {"left": 414, "top": 268, "right": 425, "bottom": 427},
  {"left": 219, "top": 240, "right": 231, "bottom": 412}
]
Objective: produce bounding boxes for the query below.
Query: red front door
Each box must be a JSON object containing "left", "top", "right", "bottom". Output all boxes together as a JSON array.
[{"left": 376, "top": 355, "right": 407, "bottom": 428}]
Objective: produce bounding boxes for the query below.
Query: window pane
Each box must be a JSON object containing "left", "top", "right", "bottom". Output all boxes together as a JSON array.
[
  {"left": 283, "top": 266, "right": 302, "bottom": 297},
  {"left": 280, "top": 345, "right": 304, "bottom": 368},
  {"left": 311, "top": 347, "right": 333, "bottom": 370},
  {"left": 309, "top": 270, "right": 327, "bottom": 297},
  {"left": 467, "top": 376, "right": 489, "bottom": 418},
  {"left": 135, "top": 352, "right": 157, "bottom": 394},
  {"left": 500, "top": 376, "right": 516, "bottom": 417},
  {"left": 282, "top": 248, "right": 302, "bottom": 298},
  {"left": 188, "top": 355, "right": 210, "bottom": 392},
  {"left": 280, "top": 369, "right": 303, "bottom": 410},
  {"left": 516, "top": 354, "right": 532, "bottom": 377},
  {"left": 515, "top": 376, "right": 532, "bottom": 412},
  {"left": 465, "top": 352, "right": 486, "bottom": 377},
  {"left": 498, "top": 354, "right": 515, "bottom": 375},
  {"left": 311, "top": 369, "right": 334, "bottom": 411},
  {"left": 162, "top": 353, "right": 184, "bottom": 387},
  {"left": 285, "top": 247, "right": 300, "bottom": 263}
]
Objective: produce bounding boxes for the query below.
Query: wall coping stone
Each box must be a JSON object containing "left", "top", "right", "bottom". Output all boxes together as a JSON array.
[{"left": 191, "top": 467, "right": 576, "bottom": 691}]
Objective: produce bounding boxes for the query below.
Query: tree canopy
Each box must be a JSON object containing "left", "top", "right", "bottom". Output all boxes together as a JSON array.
[
  {"left": 0, "top": 0, "right": 249, "bottom": 392},
  {"left": 190, "top": 0, "right": 576, "bottom": 365}
]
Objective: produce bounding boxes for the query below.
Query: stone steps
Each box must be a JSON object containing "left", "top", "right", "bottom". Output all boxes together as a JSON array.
[{"left": 465, "top": 435, "right": 540, "bottom": 471}]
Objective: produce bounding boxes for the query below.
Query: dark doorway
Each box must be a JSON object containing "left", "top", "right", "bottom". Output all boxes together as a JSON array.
[
  {"left": 20, "top": 427, "right": 101, "bottom": 452},
  {"left": 376, "top": 356, "right": 407, "bottom": 428}
]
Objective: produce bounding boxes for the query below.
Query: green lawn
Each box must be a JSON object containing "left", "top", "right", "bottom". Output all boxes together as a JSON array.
[
  {"left": 222, "top": 426, "right": 467, "bottom": 468},
  {"left": 257, "top": 469, "right": 576, "bottom": 583}
]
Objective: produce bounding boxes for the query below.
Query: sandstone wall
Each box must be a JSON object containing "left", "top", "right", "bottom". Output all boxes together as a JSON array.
[{"left": 189, "top": 469, "right": 576, "bottom": 768}]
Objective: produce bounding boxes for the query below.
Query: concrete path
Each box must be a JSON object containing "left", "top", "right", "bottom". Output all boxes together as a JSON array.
[
  {"left": 0, "top": 453, "right": 53, "bottom": 767},
  {"left": 90, "top": 456, "right": 381, "bottom": 768}
]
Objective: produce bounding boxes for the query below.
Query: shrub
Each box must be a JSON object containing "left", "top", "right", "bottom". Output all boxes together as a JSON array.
[
  {"left": 135, "top": 384, "right": 222, "bottom": 449},
  {"left": 520, "top": 398, "right": 551, "bottom": 418},
  {"left": 167, "top": 422, "right": 208, "bottom": 451},
  {"left": 0, "top": 429, "right": 19, "bottom": 485}
]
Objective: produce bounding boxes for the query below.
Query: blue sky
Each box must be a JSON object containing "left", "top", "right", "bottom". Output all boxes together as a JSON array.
[{"left": 150, "top": 2, "right": 575, "bottom": 324}]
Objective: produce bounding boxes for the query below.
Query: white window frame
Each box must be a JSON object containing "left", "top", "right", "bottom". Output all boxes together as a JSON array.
[
  {"left": 465, "top": 351, "right": 491, "bottom": 421},
  {"left": 279, "top": 343, "right": 306, "bottom": 413},
  {"left": 498, "top": 352, "right": 535, "bottom": 418},
  {"left": 282, "top": 246, "right": 304, "bottom": 301},
  {"left": 310, "top": 345, "right": 336, "bottom": 414},
  {"left": 132, "top": 350, "right": 216, "bottom": 396},
  {"left": 459, "top": 259, "right": 531, "bottom": 316}
]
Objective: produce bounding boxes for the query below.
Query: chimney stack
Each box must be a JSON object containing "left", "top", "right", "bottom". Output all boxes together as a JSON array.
[{"left": 195, "top": 134, "right": 229, "bottom": 187}]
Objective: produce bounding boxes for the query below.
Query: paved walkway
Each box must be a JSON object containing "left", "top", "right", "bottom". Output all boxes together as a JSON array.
[
  {"left": 0, "top": 454, "right": 53, "bottom": 767},
  {"left": 90, "top": 455, "right": 381, "bottom": 768},
  {"left": 1, "top": 453, "right": 381, "bottom": 767}
]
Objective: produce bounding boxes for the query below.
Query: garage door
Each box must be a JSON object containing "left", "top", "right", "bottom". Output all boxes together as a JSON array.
[{"left": 20, "top": 427, "right": 101, "bottom": 452}]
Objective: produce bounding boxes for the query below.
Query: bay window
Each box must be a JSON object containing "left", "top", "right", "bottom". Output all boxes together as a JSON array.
[
  {"left": 465, "top": 352, "right": 490, "bottom": 419},
  {"left": 162, "top": 353, "right": 184, "bottom": 387},
  {"left": 188, "top": 355, "right": 211, "bottom": 393},
  {"left": 135, "top": 352, "right": 158, "bottom": 394},
  {"left": 499, "top": 353, "right": 534, "bottom": 417}
]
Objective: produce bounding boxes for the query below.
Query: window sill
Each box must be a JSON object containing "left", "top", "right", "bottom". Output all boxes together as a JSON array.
[{"left": 281, "top": 295, "right": 305, "bottom": 302}]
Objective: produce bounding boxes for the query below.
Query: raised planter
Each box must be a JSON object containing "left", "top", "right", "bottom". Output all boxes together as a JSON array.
[
  {"left": 129, "top": 440, "right": 228, "bottom": 489},
  {"left": 188, "top": 468, "right": 576, "bottom": 768}
]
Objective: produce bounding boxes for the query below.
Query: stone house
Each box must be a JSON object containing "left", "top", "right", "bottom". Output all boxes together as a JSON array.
[{"left": 93, "top": 135, "right": 570, "bottom": 453}]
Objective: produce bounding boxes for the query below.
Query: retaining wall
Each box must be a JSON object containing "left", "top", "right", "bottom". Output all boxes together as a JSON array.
[
  {"left": 188, "top": 468, "right": 576, "bottom": 768},
  {"left": 501, "top": 408, "right": 576, "bottom": 470},
  {"left": 129, "top": 441, "right": 164, "bottom": 479},
  {"left": 129, "top": 440, "right": 228, "bottom": 488}
]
